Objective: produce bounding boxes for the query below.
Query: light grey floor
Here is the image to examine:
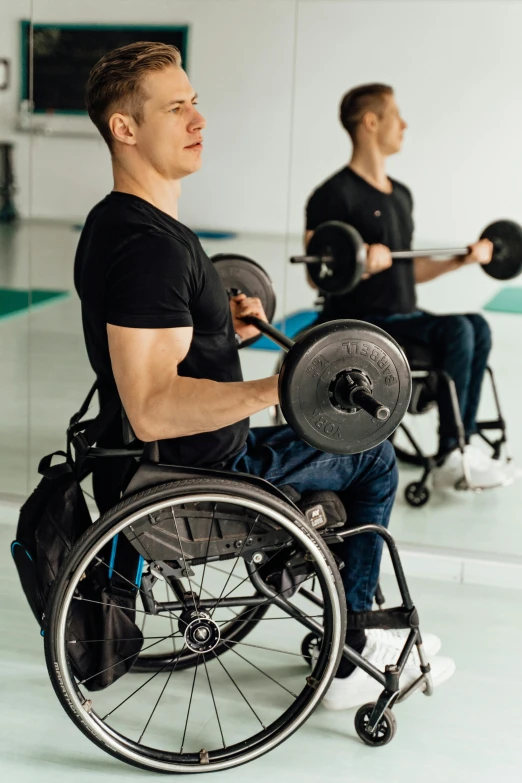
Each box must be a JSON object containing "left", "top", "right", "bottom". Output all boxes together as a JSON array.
[
  {"left": 2, "top": 220, "right": 522, "bottom": 561},
  {"left": 1, "top": 503, "right": 520, "bottom": 782}
]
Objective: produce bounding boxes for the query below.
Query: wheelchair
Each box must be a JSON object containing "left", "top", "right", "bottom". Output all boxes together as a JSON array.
[
  {"left": 43, "top": 427, "right": 434, "bottom": 773},
  {"left": 390, "top": 341, "right": 511, "bottom": 507}
]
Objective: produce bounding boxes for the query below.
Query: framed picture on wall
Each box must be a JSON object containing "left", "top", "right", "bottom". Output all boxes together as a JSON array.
[{"left": 20, "top": 22, "right": 189, "bottom": 114}]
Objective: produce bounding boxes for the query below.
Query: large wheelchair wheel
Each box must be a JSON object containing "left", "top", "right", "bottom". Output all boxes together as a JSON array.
[{"left": 45, "top": 478, "right": 346, "bottom": 774}]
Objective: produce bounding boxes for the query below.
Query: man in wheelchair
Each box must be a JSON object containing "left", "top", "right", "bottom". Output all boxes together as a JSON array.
[
  {"left": 74, "top": 44, "right": 455, "bottom": 718},
  {"left": 305, "top": 83, "right": 510, "bottom": 490}
]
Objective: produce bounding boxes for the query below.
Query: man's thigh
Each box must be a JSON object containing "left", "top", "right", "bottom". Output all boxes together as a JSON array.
[
  {"left": 230, "top": 424, "right": 395, "bottom": 495},
  {"left": 372, "top": 311, "right": 443, "bottom": 348}
]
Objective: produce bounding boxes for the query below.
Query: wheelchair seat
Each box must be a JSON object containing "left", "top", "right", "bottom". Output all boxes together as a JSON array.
[
  {"left": 124, "top": 460, "right": 347, "bottom": 531},
  {"left": 399, "top": 340, "right": 435, "bottom": 372}
]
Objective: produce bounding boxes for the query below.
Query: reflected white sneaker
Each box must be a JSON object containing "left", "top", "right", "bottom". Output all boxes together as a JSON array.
[
  {"left": 366, "top": 628, "right": 441, "bottom": 659},
  {"left": 431, "top": 449, "right": 464, "bottom": 489},
  {"left": 322, "top": 639, "right": 456, "bottom": 712},
  {"left": 465, "top": 445, "right": 496, "bottom": 470},
  {"left": 432, "top": 447, "right": 510, "bottom": 490}
]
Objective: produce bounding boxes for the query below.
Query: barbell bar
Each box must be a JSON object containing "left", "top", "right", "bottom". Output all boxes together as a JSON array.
[{"left": 290, "top": 219, "right": 522, "bottom": 295}]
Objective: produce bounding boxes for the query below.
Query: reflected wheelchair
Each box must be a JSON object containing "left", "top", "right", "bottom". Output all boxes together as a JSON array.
[
  {"left": 43, "top": 406, "right": 434, "bottom": 774},
  {"left": 391, "top": 341, "right": 511, "bottom": 507}
]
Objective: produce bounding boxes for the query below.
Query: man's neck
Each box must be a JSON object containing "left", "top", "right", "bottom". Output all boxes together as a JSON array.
[
  {"left": 112, "top": 159, "right": 181, "bottom": 220},
  {"left": 348, "top": 146, "right": 391, "bottom": 194}
]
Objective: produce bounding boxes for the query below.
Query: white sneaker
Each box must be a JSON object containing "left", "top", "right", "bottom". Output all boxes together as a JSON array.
[
  {"left": 309, "top": 629, "right": 441, "bottom": 666},
  {"left": 322, "top": 639, "right": 456, "bottom": 711},
  {"left": 432, "top": 447, "right": 510, "bottom": 490},
  {"left": 366, "top": 628, "right": 441, "bottom": 659}
]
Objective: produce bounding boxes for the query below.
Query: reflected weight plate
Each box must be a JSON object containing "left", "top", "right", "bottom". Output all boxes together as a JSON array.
[
  {"left": 480, "top": 220, "right": 522, "bottom": 280},
  {"left": 212, "top": 253, "right": 277, "bottom": 347},
  {"left": 306, "top": 221, "right": 366, "bottom": 296},
  {"left": 279, "top": 320, "right": 412, "bottom": 455}
]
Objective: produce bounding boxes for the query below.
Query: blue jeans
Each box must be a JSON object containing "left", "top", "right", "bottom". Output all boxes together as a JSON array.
[
  {"left": 228, "top": 426, "right": 398, "bottom": 613},
  {"left": 362, "top": 310, "right": 492, "bottom": 453}
]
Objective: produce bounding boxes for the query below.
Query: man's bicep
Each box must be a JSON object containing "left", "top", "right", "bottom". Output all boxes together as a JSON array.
[{"left": 107, "top": 324, "right": 193, "bottom": 423}]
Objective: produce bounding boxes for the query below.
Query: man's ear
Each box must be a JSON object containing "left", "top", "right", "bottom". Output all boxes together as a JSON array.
[
  {"left": 361, "top": 110, "right": 378, "bottom": 134},
  {"left": 109, "top": 112, "right": 137, "bottom": 147}
]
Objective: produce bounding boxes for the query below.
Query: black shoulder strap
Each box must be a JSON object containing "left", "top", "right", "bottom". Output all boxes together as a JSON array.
[
  {"left": 69, "top": 380, "right": 99, "bottom": 429},
  {"left": 68, "top": 380, "right": 122, "bottom": 457},
  {"left": 82, "top": 396, "right": 122, "bottom": 448},
  {"left": 38, "top": 450, "right": 73, "bottom": 479}
]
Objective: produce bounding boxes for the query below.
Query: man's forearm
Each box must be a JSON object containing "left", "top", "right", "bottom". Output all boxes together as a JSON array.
[
  {"left": 414, "top": 256, "right": 463, "bottom": 283},
  {"left": 134, "top": 375, "right": 279, "bottom": 442}
]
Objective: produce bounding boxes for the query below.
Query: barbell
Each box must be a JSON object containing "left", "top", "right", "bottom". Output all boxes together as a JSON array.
[
  {"left": 211, "top": 252, "right": 412, "bottom": 455},
  {"left": 290, "top": 219, "right": 522, "bottom": 295}
]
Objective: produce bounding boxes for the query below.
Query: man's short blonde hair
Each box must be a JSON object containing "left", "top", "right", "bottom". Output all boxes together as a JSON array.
[{"left": 86, "top": 41, "right": 182, "bottom": 151}]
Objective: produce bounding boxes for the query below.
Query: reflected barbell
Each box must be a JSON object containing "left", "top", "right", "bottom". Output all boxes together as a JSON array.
[{"left": 290, "top": 219, "right": 522, "bottom": 295}]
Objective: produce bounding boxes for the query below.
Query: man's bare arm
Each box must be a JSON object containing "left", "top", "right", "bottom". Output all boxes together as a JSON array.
[
  {"left": 108, "top": 324, "right": 278, "bottom": 442},
  {"left": 414, "top": 238, "right": 493, "bottom": 283}
]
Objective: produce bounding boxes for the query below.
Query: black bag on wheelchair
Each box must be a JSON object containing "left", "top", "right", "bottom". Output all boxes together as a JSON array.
[{"left": 11, "top": 382, "right": 144, "bottom": 690}]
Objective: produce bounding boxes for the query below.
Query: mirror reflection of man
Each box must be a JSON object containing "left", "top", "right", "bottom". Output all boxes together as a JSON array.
[{"left": 305, "top": 83, "right": 507, "bottom": 489}]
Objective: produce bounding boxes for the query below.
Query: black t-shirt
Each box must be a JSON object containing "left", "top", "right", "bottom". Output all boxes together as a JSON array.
[
  {"left": 306, "top": 167, "right": 415, "bottom": 318},
  {"left": 74, "top": 191, "right": 248, "bottom": 469}
]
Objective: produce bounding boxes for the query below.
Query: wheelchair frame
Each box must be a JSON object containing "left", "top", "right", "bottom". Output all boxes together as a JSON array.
[
  {"left": 43, "top": 430, "right": 435, "bottom": 773},
  {"left": 394, "top": 364, "right": 512, "bottom": 507}
]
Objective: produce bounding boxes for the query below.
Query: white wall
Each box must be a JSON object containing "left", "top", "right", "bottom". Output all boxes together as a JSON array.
[
  {"left": 0, "top": 0, "right": 297, "bottom": 233},
  {"left": 289, "top": 0, "right": 522, "bottom": 244},
  {"left": 1, "top": 0, "right": 522, "bottom": 241}
]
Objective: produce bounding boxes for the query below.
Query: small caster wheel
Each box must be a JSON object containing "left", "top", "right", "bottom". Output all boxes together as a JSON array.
[
  {"left": 301, "top": 632, "right": 321, "bottom": 666},
  {"left": 405, "top": 481, "right": 430, "bottom": 507},
  {"left": 354, "top": 702, "right": 397, "bottom": 747}
]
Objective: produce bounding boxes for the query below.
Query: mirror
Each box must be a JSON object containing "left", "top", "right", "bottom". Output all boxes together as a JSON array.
[
  {"left": 0, "top": 3, "right": 33, "bottom": 500},
  {"left": 286, "top": 0, "right": 522, "bottom": 564}
]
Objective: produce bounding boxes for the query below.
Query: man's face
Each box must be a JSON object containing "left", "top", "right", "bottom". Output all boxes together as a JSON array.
[
  {"left": 375, "top": 94, "right": 407, "bottom": 155},
  {"left": 131, "top": 66, "right": 205, "bottom": 179}
]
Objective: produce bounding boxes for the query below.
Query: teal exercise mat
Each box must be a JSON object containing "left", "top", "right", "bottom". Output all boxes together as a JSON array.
[
  {"left": 250, "top": 309, "right": 318, "bottom": 351},
  {"left": 0, "top": 288, "right": 69, "bottom": 320},
  {"left": 483, "top": 286, "right": 522, "bottom": 314}
]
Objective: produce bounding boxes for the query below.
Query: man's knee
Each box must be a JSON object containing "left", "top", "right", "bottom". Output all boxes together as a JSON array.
[
  {"left": 466, "top": 313, "right": 492, "bottom": 353},
  {"left": 366, "top": 439, "right": 399, "bottom": 493}
]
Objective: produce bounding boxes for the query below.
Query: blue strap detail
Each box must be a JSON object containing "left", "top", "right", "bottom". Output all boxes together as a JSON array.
[
  {"left": 134, "top": 556, "right": 145, "bottom": 588},
  {"left": 11, "top": 541, "right": 33, "bottom": 561},
  {"left": 108, "top": 533, "right": 119, "bottom": 580}
]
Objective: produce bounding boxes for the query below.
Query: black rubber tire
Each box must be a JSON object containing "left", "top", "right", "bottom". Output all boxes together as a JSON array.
[
  {"left": 44, "top": 477, "right": 347, "bottom": 774},
  {"left": 404, "top": 481, "right": 430, "bottom": 507},
  {"left": 354, "top": 702, "right": 397, "bottom": 747}
]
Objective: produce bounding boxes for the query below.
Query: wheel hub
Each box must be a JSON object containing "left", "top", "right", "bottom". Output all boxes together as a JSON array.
[{"left": 184, "top": 612, "right": 221, "bottom": 653}]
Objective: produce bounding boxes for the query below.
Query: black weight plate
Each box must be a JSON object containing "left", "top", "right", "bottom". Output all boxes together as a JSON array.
[
  {"left": 211, "top": 253, "right": 277, "bottom": 348},
  {"left": 307, "top": 221, "right": 366, "bottom": 296},
  {"left": 279, "top": 320, "right": 412, "bottom": 455},
  {"left": 480, "top": 220, "right": 522, "bottom": 280}
]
